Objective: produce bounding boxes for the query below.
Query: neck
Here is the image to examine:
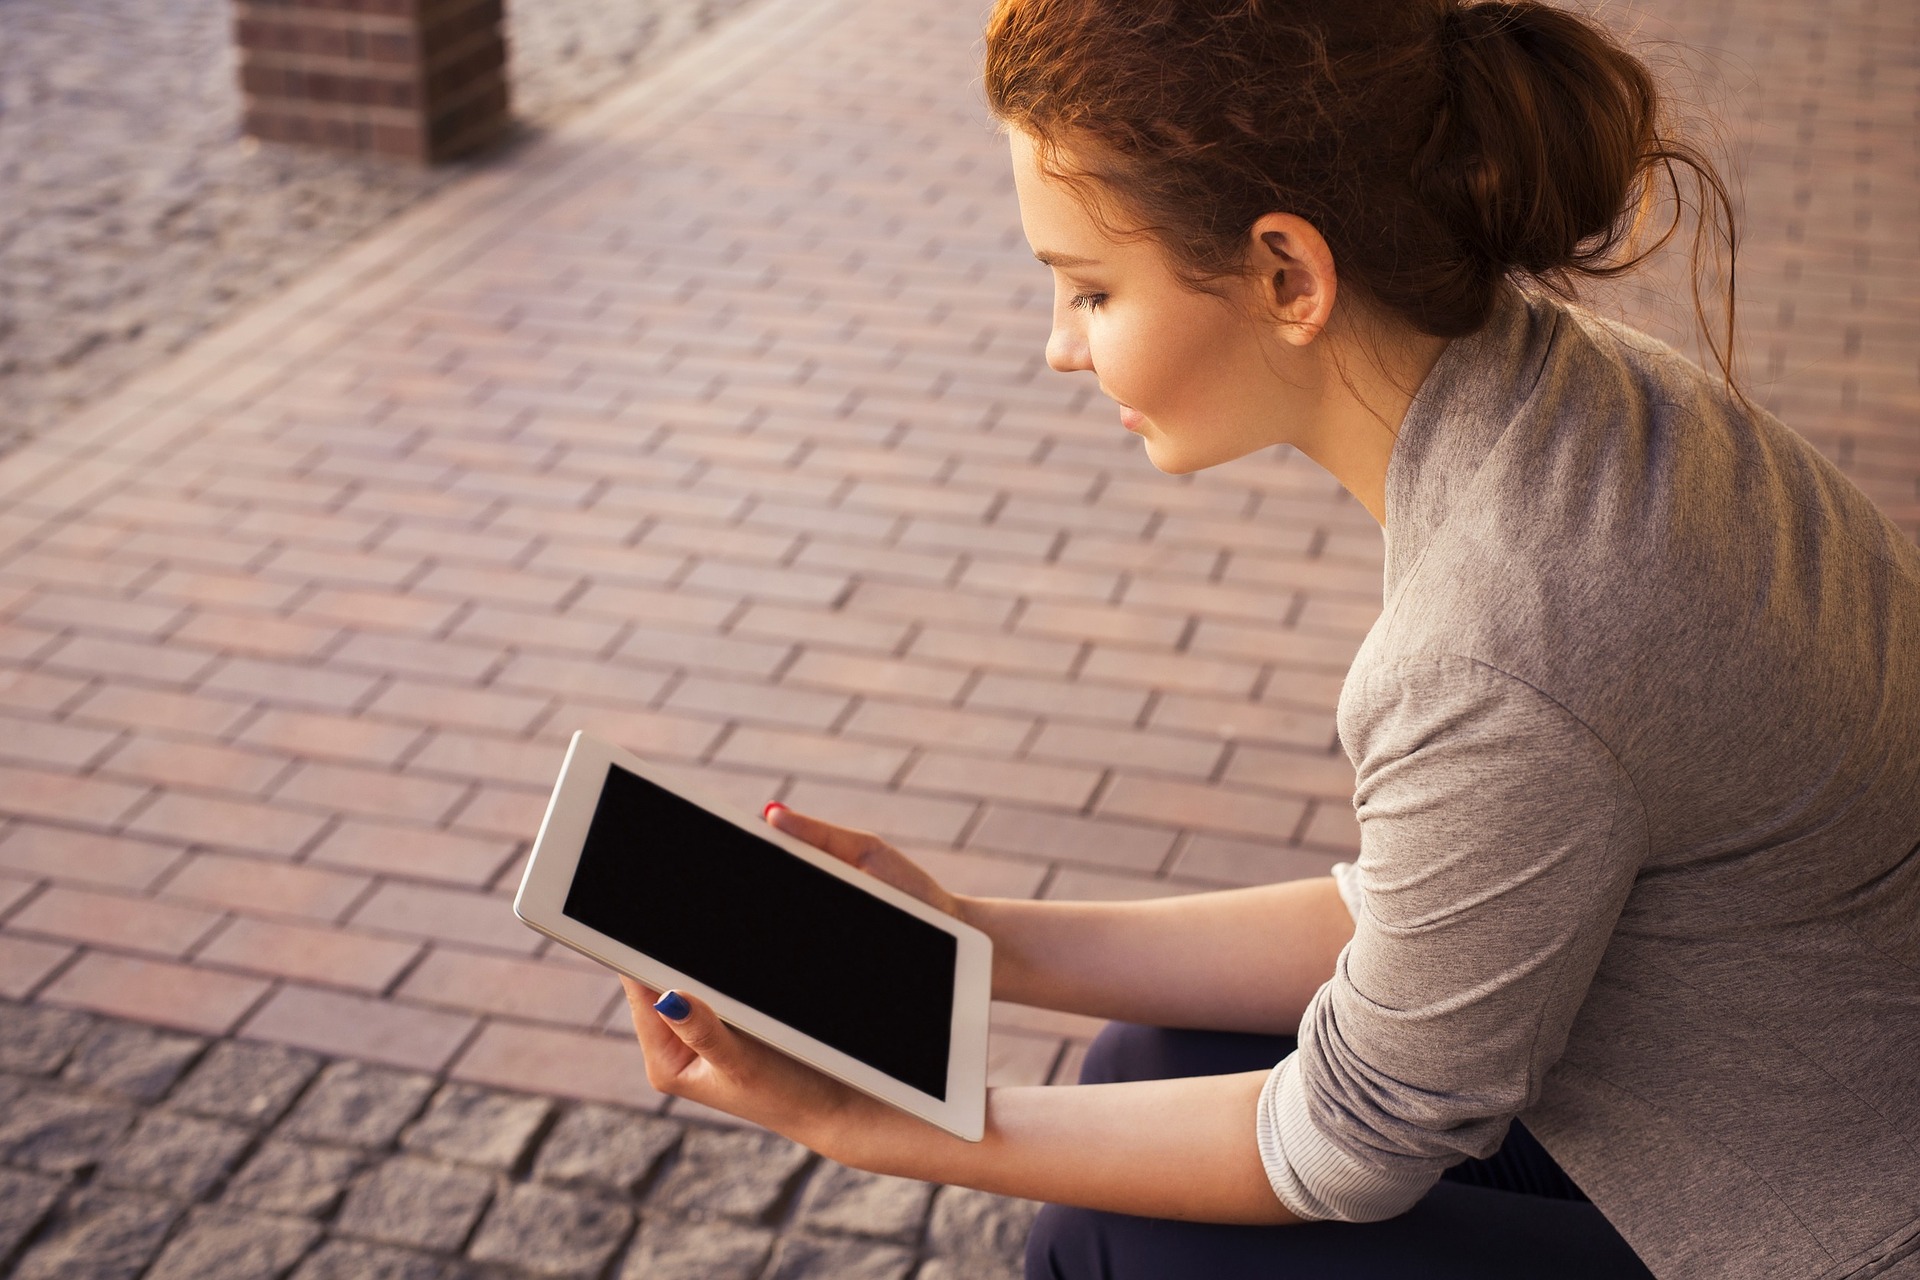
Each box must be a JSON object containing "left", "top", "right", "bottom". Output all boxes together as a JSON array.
[{"left": 1290, "top": 323, "right": 1449, "bottom": 527}]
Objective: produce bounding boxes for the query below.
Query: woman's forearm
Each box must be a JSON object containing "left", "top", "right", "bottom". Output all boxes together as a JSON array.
[
  {"left": 822, "top": 1072, "right": 1298, "bottom": 1225},
  {"left": 959, "top": 876, "right": 1353, "bottom": 1035}
]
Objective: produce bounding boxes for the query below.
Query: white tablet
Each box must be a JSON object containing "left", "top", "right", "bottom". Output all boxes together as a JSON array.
[{"left": 513, "top": 731, "right": 991, "bottom": 1141}]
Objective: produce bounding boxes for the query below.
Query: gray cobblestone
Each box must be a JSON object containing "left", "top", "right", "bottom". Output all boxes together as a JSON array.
[
  {"left": 927, "top": 1186, "right": 1043, "bottom": 1271},
  {"left": 11, "top": 1187, "right": 179, "bottom": 1280},
  {"left": 618, "top": 1216, "right": 774, "bottom": 1280},
  {"left": 401, "top": 1084, "right": 552, "bottom": 1171},
  {"left": 171, "top": 1042, "right": 322, "bottom": 1128},
  {"left": 334, "top": 1156, "right": 493, "bottom": 1253},
  {"left": 290, "top": 1239, "right": 446, "bottom": 1280},
  {"left": 916, "top": 1257, "right": 1023, "bottom": 1280},
  {"left": 59, "top": 1023, "right": 205, "bottom": 1103},
  {"left": 764, "top": 1232, "right": 917, "bottom": 1280},
  {"left": 532, "top": 1104, "right": 680, "bottom": 1194},
  {"left": 143, "top": 1206, "right": 321, "bottom": 1280},
  {"left": 466, "top": 1182, "right": 634, "bottom": 1278},
  {"left": 0, "top": 1006, "right": 93, "bottom": 1076},
  {"left": 0, "top": 1167, "right": 66, "bottom": 1262},
  {"left": 222, "top": 1141, "right": 366, "bottom": 1219},
  {"left": 649, "top": 1128, "right": 812, "bottom": 1223},
  {"left": 794, "top": 1163, "right": 937, "bottom": 1244},
  {"left": 280, "top": 1062, "right": 434, "bottom": 1150},
  {"left": 96, "top": 1109, "right": 253, "bottom": 1199},
  {"left": 0, "top": 1089, "right": 136, "bottom": 1174}
]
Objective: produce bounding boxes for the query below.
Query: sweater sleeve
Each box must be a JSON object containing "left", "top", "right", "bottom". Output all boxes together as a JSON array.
[{"left": 1256, "top": 655, "right": 1645, "bottom": 1222}]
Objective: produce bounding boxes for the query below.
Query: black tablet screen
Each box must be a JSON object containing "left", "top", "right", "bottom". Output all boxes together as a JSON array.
[{"left": 563, "top": 764, "right": 955, "bottom": 1099}]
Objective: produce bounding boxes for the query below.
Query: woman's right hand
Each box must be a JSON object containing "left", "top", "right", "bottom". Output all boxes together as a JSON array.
[{"left": 763, "top": 803, "right": 968, "bottom": 923}]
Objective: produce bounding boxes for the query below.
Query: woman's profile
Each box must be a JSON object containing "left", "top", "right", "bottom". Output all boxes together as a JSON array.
[{"left": 619, "top": 1, "right": 1920, "bottom": 1276}]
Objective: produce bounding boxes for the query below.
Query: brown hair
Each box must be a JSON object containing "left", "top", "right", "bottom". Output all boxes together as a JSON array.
[{"left": 985, "top": 0, "right": 1740, "bottom": 388}]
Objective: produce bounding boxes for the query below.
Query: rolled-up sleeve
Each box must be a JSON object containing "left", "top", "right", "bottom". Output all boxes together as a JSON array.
[{"left": 1257, "top": 655, "right": 1645, "bottom": 1222}]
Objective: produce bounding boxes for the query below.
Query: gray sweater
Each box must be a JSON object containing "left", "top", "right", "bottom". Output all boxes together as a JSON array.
[{"left": 1254, "top": 287, "right": 1920, "bottom": 1279}]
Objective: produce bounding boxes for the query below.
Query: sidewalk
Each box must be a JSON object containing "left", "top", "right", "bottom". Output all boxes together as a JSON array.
[{"left": 0, "top": 0, "right": 1914, "bottom": 1270}]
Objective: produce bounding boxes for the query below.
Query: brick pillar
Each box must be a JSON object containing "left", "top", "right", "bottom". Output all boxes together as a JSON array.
[{"left": 233, "top": 0, "right": 511, "bottom": 164}]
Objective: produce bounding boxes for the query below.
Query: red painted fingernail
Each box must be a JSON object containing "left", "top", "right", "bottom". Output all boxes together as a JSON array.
[{"left": 763, "top": 802, "right": 786, "bottom": 820}]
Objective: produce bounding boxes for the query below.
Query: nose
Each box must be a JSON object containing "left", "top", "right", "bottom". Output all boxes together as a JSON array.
[{"left": 1046, "top": 319, "right": 1092, "bottom": 374}]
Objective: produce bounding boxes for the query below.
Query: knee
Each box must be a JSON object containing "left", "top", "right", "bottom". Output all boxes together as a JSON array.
[{"left": 1024, "top": 1202, "right": 1103, "bottom": 1280}]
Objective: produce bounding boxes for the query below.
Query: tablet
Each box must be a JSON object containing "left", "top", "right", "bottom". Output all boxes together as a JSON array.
[{"left": 513, "top": 731, "right": 991, "bottom": 1141}]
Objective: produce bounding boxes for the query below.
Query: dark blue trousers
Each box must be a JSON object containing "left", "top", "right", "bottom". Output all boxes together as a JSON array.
[{"left": 1025, "top": 1023, "right": 1654, "bottom": 1280}]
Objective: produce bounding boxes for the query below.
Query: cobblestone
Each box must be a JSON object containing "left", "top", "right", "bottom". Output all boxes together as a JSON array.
[
  {"left": 531, "top": 1104, "right": 679, "bottom": 1193},
  {"left": 143, "top": 1206, "right": 321, "bottom": 1280},
  {"left": 0, "top": 1090, "right": 135, "bottom": 1175},
  {"left": 400, "top": 1084, "right": 552, "bottom": 1171},
  {"left": 618, "top": 1217, "right": 775, "bottom": 1280},
  {"left": 334, "top": 1157, "right": 494, "bottom": 1253},
  {"left": 0, "top": 1008, "right": 93, "bottom": 1076},
  {"left": 10, "top": 1188, "right": 179, "bottom": 1280},
  {"left": 0, "top": 996, "right": 1026, "bottom": 1279},
  {"left": 465, "top": 1183, "right": 634, "bottom": 1278},
  {"left": 280, "top": 1062, "right": 435, "bottom": 1150},
  {"left": 649, "top": 1128, "right": 812, "bottom": 1222},
  {"left": 58, "top": 1022, "right": 204, "bottom": 1103},
  {"left": 222, "top": 1142, "right": 367, "bottom": 1219},
  {"left": 169, "top": 1042, "right": 323, "bottom": 1127},
  {"left": 95, "top": 1110, "right": 252, "bottom": 1198}
]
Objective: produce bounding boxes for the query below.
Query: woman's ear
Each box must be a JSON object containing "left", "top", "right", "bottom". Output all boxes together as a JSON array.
[{"left": 1247, "top": 213, "right": 1338, "bottom": 345}]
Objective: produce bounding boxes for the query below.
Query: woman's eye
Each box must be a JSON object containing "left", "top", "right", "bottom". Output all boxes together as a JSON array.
[{"left": 1068, "top": 292, "right": 1107, "bottom": 312}]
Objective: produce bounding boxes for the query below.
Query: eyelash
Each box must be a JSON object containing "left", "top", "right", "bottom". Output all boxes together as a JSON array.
[{"left": 1069, "top": 292, "right": 1107, "bottom": 312}]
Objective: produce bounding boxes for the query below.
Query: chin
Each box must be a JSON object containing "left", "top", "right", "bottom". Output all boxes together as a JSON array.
[{"left": 1140, "top": 435, "right": 1208, "bottom": 476}]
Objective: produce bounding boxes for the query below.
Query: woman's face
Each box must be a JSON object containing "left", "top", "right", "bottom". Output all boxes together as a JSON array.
[{"left": 1009, "top": 129, "right": 1304, "bottom": 475}]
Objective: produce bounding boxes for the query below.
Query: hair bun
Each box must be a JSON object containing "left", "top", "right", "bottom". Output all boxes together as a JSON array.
[{"left": 1417, "top": 0, "right": 1659, "bottom": 277}]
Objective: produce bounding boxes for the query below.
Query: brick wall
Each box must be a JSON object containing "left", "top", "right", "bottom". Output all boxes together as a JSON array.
[{"left": 233, "top": 0, "right": 511, "bottom": 164}]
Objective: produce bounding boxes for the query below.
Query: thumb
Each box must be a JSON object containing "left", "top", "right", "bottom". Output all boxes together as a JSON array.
[{"left": 651, "top": 989, "right": 743, "bottom": 1072}]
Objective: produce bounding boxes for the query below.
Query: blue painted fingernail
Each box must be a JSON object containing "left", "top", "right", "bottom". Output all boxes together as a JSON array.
[{"left": 654, "top": 991, "right": 690, "bottom": 1021}]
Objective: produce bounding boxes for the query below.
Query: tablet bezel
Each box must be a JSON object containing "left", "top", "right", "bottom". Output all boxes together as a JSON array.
[{"left": 513, "top": 731, "right": 991, "bottom": 1142}]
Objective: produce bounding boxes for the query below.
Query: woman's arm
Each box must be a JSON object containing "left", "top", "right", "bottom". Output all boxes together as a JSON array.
[
  {"left": 626, "top": 979, "right": 1300, "bottom": 1225},
  {"left": 767, "top": 805, "right": 1355, "bottom": 1037},
  {"left": 963, "top": 878, "right": 1354, "bottom": 1035}
]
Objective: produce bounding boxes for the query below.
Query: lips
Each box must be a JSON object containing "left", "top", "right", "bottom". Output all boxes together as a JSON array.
[{"left": 1118, "top": 403, "right": 1146, "bottom": 432}]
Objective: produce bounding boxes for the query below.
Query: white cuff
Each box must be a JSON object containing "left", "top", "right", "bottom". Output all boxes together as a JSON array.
[
  {"left": 1256, "top": 1050, "right": 1442, "bottom": 1223},
  {"left": 1330, "top": 861, "right": 1362, "bottom": 920}
]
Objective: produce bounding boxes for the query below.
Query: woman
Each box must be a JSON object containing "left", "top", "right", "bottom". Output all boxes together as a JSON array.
[{"left": 621, "top": 1, "right": 1920, "bottom": 1276}]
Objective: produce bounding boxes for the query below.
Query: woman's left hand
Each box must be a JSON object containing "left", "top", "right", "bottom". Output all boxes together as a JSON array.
[{"left": 620, "top": 976, "right": 865, "bottom": 1147}]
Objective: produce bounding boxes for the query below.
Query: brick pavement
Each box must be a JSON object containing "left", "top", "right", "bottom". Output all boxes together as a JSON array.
[{"left": 0, "top": 0, "right": 1914, "bottom": 1225}]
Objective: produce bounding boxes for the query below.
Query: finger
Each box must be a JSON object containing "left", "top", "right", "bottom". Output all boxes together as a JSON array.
[
  {"left": 621, "top": 977, "right": 687, "bottom": 1060},
  {"left": 763, "top": 802, "right": 884, "bottom": 867},
  {"left": 652, "top": 988, "right": 746, "bottom": 1075}
]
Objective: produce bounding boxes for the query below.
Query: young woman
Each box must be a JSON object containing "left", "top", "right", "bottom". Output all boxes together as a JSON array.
[{"left": 620, "top": 1, "right": 1920, "bottom": 1276}]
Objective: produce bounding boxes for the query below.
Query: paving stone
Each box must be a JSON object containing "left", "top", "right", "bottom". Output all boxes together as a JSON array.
[
  {"left": 0, "top": 1004, "right": 94, "bottom": 1075},
  {"left": 618, "top": 1216, "right": 775, "bottom": 1280},
  {"left": 916, "top": 1257, "right": 1022, "bottom": 1280},
  {"left": 401, "top": 1083, "right": 552, "bottom": 1170},
  {"left": 291, "top": 1239, "right": 446, "bottom": 1280},
  {"left": 0, "top": 1167, "right": 67, "bottom": 1262},
  {"left": 793, "top": 1163, "right": 936, "bottom": 1244},
  {"left": 926, "top": 1187, "right": 1043, "bottom": 1270},
  {"left": 222, "top": 1140, "right": 364, "bottom": 1218},
  {"left": 144, "top": 1205, "right": 321, "bottom": 1280},
  {"left": 532, "top": 1103, "right": 681, "bottom": 1193},
  {"left": 171, "top": 1041, "right": 322, "bottom": 1126},
  {"left": 466, "top": 1182, "right": 635, "bottom": 1278},
  {"left": 97, "top": 1109, "right": 253, "bottom": 1198},
  {"left": 334, "top": 1155, "right": 493, "bottom": 1253},
  {"left": 649, "top": 1127, "right": 813, "bottom": 1223},
  {"left": 60, "top": 1022, "right": 206, "bottom": 1103},
  {"left": 279, "top": 1061, "right": 435, "bottom": 1149},
  {"left": 0, "top": 1088, "right": 137, "bottom": 1174},
  {"left": 0, "top": 1072, "right": 26, "bottom": 1110},
  {"left": 764, "top": 1232, "right": 916, "bottom": 1280},
  {"left": 11, "top": 1187, "right": 180, "bottom": 1280}
]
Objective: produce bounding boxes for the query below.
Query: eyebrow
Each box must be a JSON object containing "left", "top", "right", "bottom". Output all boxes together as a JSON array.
[{"left": 1034, "top": 250, "right": 1101, "bottom": 269}]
